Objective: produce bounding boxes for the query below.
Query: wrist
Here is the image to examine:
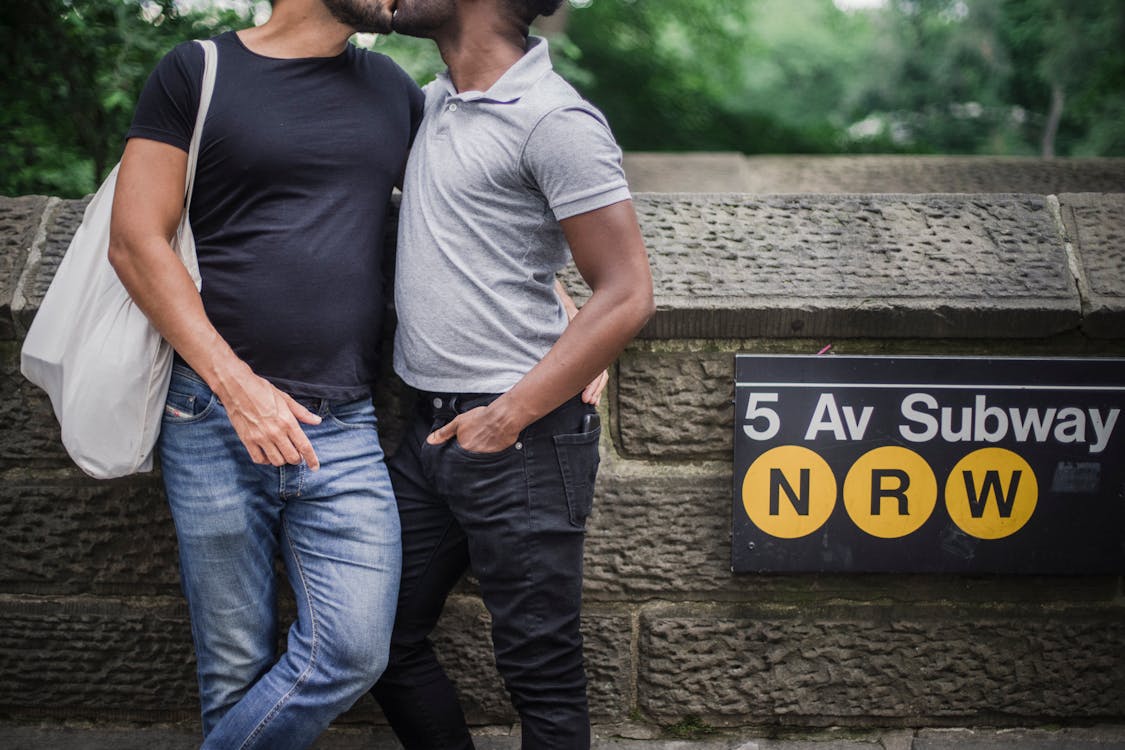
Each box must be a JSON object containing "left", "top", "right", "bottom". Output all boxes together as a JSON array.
[
  {"left": 192, "top": 345, "right": 252, "bottom": 404},
  {"left": 490, "top": 392, "right": 536, "bottom": 436}
]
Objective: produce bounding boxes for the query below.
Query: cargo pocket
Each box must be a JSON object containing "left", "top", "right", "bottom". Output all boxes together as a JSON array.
[{"left": 553, "top": 427, "right": 601, "bottom": 528}]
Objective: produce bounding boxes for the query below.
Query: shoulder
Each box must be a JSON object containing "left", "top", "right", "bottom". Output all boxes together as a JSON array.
[
  {"left": 521, "top": 72, "right": 611, "bottom": 132},
  {"left": 150, "top": 38, "right": 206, "bottom": 82},
  {"left": 350, "top": 46, "right": 423, "bottom": 93}
]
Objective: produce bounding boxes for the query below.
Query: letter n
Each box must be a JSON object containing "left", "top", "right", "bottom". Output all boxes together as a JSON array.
[{"left": 770, "top": 468, "right": 810, "bottom": 516}]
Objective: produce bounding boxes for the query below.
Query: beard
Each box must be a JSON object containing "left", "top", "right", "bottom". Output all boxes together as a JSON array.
[
  {"left": 322, "top": 0, "right": 394, "bottom": 34},
  {"left": 390, "top": 0, "right": 455, "bottom": 38}
]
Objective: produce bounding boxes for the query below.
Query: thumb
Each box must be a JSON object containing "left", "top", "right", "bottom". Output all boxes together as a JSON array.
[{"left": 427, "top": 415, "right": 459, "bottom": 445}]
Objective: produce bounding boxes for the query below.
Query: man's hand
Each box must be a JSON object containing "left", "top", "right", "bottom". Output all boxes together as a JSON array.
[
  {"left": 427, "top": 404, "right": 521, "bottom": 454},
  {"left": 218, "top": 370, "right": 322, "bottom": 470},
  {"left": 581, "top": 370, "right": 608, "bottom": 405}
]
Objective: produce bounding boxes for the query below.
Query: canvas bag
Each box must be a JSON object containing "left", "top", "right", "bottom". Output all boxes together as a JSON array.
[{"left": 20, "top": 39, "right": 218, "bottom": 479}]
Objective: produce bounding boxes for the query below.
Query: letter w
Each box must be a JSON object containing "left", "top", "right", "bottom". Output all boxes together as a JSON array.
[
  {"left": 963, "top": 470, "right": 1021, "bottom": 519},
  {"left": 770, "top": 468, "right": 809, "bottom": 516}
]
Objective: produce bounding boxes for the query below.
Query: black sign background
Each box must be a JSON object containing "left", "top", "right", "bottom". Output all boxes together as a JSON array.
[{"left": 732, "top": 355, "right": 1125, "bottom": 574}]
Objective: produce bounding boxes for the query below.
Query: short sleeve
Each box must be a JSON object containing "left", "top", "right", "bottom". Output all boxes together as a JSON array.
[
  {"left": 520, "top": 105, "right": 631, "bottom": 221},
  {"left": 126, "top": 41, "right": 204, "bottom": 152}
]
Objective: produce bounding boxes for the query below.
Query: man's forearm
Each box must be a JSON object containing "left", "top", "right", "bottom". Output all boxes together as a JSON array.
[{"left": 492, "top": 282, "right": 652, "bottom": 431}]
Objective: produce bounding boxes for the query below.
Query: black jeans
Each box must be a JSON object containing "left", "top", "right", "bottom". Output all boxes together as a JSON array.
[{"left": 371, "top": 392, "right": 600, "bottom": 749}]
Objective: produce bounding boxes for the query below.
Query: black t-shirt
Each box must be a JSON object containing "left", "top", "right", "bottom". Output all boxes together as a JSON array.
[{"left": 128, "top": 32, "right": 424, "bottom": 400}]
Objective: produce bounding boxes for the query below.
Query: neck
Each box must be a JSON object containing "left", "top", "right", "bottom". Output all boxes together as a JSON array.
[
  {"left": 237, "top": 0, "right": 354, "bottom": 59},
  {"left": 436, "top": 6, "right": 528, "bottom": 93}
]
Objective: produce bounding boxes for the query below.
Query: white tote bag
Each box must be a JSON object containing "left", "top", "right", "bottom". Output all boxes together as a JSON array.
[{"left": 21, "top": 39, "right": 218, "bottom": 479}]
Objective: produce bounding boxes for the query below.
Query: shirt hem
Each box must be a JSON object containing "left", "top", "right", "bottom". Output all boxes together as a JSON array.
[{"left": 553, "top": 185, "right": 632, "bottom": 221}]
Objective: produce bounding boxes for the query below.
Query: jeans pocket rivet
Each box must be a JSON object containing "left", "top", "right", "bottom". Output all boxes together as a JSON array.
[{"left": 515, "top": 442, "right": 523, "bottom": 450}]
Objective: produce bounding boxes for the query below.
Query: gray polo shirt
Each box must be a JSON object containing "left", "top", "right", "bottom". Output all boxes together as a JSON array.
[{"left": 393, "top": 37, "right": 632, "bottom": 394}]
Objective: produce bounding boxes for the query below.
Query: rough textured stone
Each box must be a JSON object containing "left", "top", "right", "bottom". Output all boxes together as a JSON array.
[
  {"left": 0, "top": 342, "right": 71, "bottom": 469},
  {"left": 615, "top": 350, "right": 734, "bottom": 461},
  {"left": 630, "top": 194, "right": 1078, "bottom": 339},
  {"left": 740, "top": 157, "right": 1125, "bottom": 195},
  {"left": 12, "top": 198, "right": 90, "bottom": 331},
  {"left": 0, "top": 472, "right": 176, "bottom": 593},
  {"left": 0, "top": 196, "right": 49, "bottom": 340},
  {"left": 1059, "top": 193, "right": 1125, "bottom": 337},
  {"left": 636, "top": 603, "right": 1125, "bottom": 724},
  {"left": 624, "top": 153, "right": 756, "bottom": 193},
  {"left": 0, "top": 596, "right": 196, "bottom": 715}
]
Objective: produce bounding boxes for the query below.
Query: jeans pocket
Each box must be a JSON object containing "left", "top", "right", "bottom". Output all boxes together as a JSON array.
[
  {"left": 163, "top": 372, "right": 217, "bottom": 425},
  {"left": 449, "top": 438, "right": 519, "bottom": 461},
  {"left": 553, "top": 427, "right": 601, "bottom": 528}
]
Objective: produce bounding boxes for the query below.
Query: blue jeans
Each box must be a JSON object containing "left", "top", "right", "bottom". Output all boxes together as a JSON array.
[
  {"left": 372, "top": 393, "right": 599, "bottom": 749},
  {"left": 158, "top": 365, "right": 401, "bottom": 750}
]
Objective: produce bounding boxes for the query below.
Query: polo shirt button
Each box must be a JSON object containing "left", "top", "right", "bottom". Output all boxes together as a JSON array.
[{"left": 448, "top": 103, "right": 458, "bottom": 112}]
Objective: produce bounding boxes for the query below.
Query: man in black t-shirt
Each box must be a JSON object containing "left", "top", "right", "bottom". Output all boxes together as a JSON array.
[{"left": 108, "top": 1, "right": 421, "bottom": 748}]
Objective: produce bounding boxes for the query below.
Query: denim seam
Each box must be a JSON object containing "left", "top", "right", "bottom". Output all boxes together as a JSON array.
[
  {"left": 520, "top": 438, "right": 545, "bottom": 647},
  {"left": 237, "top": 517, "right": 320, "bottom": 750}
]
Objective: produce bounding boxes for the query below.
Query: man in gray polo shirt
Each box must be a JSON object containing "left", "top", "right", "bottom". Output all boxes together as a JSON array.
[{"left": 369, "top": 0, "right": 654, "bottom": 747}]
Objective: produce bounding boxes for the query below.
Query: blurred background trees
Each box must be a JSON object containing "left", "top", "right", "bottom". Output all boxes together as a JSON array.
[{"left": 3, "top": 0, "right": 1123, "bottom": 197}]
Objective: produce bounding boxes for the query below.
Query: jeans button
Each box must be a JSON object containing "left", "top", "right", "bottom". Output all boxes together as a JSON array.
[
  {"left": 432, "top": 397, "right": 443, "bottom": 409},
  {"left": 515, "top": 442, "right": 523, "bottom": 450}
]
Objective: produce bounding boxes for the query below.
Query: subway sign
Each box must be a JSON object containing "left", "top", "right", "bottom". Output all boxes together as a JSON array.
[{"left": 732, "top": 355, "right": 1125, "bottom": 574}]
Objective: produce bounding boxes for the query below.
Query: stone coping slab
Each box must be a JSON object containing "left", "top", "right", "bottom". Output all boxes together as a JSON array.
[{"left": 627, "top": 193, "right": 1079, "bottom": 339}]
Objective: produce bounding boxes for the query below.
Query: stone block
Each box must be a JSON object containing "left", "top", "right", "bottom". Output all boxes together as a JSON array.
[
  {"left": 615, "top": 349, "right": 734, "bottom": 461},
  {"left": 1059, "top": 193, "right": 1125, "bottom": 337},
  {"left": 585, "top": 470, "right": 732, "bottom": 597},
  {"left": 0, "top": 471, "right": 177, "bottom": 592},
  {"left": 12, "top": 197, "right": 90, "bottom": 331},
  {"left": 0, "top": 596, "right": 196, "bottom": 716},
  {"left": 632, "top": 194, "right": 1079, "bottom": 339},
  {"left": 0, "top": 196, "right": 49, "bottom": 340},
  {"left": 636, "top": 603, "right": 1125, "bottom": 724},
  {"left": 740, "top": 156, "right": 1125, "bottom": 195}
]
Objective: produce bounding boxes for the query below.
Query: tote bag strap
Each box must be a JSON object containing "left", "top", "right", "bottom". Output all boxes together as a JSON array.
[
  {"left": 185, "top": 39, "right": 217, "bottom": 208},
  {"left": 175, "top": 38, "right": 218, "bottom": 286}
]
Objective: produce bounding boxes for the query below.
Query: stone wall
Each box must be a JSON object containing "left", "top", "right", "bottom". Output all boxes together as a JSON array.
[{"left": 1, "top": 181, "right": 1124, "bottom": 733}]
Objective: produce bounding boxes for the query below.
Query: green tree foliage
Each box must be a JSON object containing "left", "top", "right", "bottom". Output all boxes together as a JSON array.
[
  {"left": 1, "top": 0, "right": 251, "bottom": 198},
  {"left": 565, "top": 0, "right": 1124, "bottom": 157},
  {"left": 3, "top": 0, "right": 1123, "bottom": 199},
  {"left": 564, "top": 0, "right": 874, "bottom": 153},
  {"left": 845, "top": 0, "right": 1125, "bottom": 156}
]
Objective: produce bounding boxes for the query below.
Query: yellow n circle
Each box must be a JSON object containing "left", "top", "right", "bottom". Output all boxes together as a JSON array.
[{"left": 742, "top": 446, "right": 836, "bottom": 539}]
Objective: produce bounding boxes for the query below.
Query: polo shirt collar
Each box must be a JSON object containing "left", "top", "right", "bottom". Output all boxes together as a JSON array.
[{"left": 437, "top": 36, "right": 552, "bottom": 103}]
